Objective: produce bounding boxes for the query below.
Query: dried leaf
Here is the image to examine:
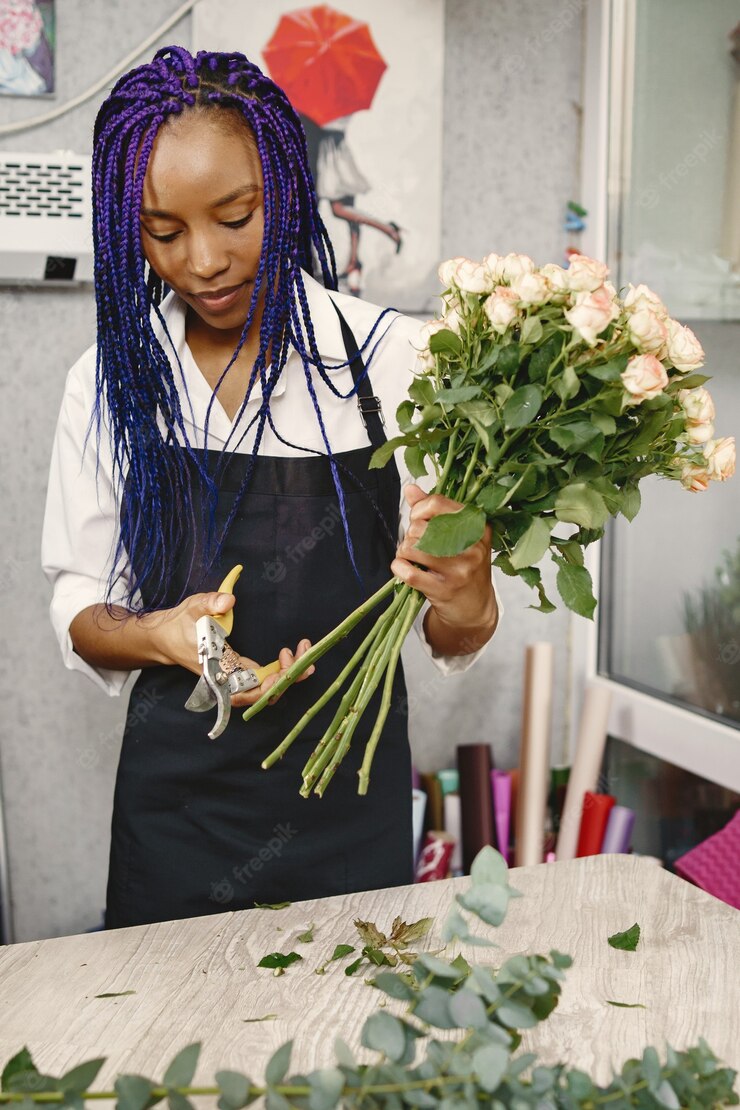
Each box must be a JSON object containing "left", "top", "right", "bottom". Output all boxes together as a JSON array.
[
  {"left": 242, "top": 1014, "right": 278, "bottom": 1023},
  {"left": 94, "top": 991, "right": 136, "bottom": 998},
  {"left": 389, "top": 916, "right": 434, "bottom": 947},
  {"left": 606, "top": 999, "right": 646, "bottom": 1008},
  {"left": 354, "top": 919, "right": 387, "bottom": 948}
]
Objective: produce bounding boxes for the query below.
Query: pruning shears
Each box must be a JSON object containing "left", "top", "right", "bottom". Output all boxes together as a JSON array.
[{"left": 184, "top": 564, "right": 281, "bottom": 739}]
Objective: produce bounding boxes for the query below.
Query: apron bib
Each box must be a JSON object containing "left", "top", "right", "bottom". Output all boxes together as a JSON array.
[{"left": 105, "top": 311, "right": 413, "bottom": 928}]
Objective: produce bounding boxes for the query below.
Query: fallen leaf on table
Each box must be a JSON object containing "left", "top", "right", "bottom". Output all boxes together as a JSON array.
[
  {"left": 254, "top": 902, "right": 292, "bottom": 910},
  {"left": 606, "top": 999, "right": 646, "bottom": 1009},
  {"left": 243, "top": 1014, "right": 278, "bottom": 1022},
  {"left": 608, "top": 923, "right": 641, "bottom": 951},
  {"left": 94, "top": 990, "right": 136, "bottom": 998}
]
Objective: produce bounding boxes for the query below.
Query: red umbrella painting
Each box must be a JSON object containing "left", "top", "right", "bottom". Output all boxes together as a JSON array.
[
  {"left": 262, "top": 4, "right": 387, "bottom": 127},
  {"left": 263, "top": 5, "right": 401, "bottom": 295}
]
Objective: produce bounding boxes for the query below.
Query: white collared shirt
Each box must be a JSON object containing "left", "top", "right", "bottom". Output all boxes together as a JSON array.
[{"left": 41, "top": 272, "right": 500, "bottom": 696}]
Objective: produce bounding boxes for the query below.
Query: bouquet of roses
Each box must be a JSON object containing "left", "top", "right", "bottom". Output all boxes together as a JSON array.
[{"left": 243, "top": 252, "right": 735, "bottom": 796}]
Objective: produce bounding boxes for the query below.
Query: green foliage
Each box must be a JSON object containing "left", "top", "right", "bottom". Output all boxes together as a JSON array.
[{"left": 608, "top": 923, "right": 641, "bottom": 951}]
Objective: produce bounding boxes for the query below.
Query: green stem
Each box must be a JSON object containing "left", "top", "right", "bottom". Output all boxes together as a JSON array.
[
  {"left": 455, "top": 441, "right": 482, "bottom": 502},
  {"left": 357, "top": 590, "right": 425, "bottom": 795},
  {"left": 434, "top": 427, "right": 460, "bottom": 494},
  {"left": 243, "top": 577, "right": 397, "bottom": 727},
  {"left": 314, "top": 614, "right": 400, "bottom": 797},
  {"left": 263, "top": 587, "right": 406, "bottom": 772}
]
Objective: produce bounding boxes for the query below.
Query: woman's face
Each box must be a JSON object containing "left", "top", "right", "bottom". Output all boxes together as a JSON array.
[{"left": 140, "top": 110, "right": 265, "bottom": 331}]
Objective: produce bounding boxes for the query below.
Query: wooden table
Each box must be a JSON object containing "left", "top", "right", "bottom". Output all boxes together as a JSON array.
[{"left": 0, "top": 855, "right": 738, "bottom": 1095}]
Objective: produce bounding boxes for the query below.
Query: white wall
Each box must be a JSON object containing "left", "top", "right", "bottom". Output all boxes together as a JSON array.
[{"left": 0, "top": 0, "right": 582, "bottom": 941}]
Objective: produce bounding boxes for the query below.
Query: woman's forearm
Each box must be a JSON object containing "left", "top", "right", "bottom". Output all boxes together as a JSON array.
[{"left": 69, "top": 604, "right": 177, "bottom": 672}]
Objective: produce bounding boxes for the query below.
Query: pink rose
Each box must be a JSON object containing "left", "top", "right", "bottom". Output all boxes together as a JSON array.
[
  {"left": 415, "top": 318, "right": 448, "bottom": 369},
  {"left": 564, "top": 253, "right": 610, "bottom": 292},
  {"left": 438, "top": 257, "right": 466, "bottom": 287},
  {"left": 620, "top": 353, "right": 669, "bottom": 403},
  {"left": 511, "top": 271, "right": 552, "bottom": 305},
  {"left": 627, "top": 307, "right": 668, "bottom": 354},
  {"left": 564, "top": 285, "right": 619, "bottom": 346},
  {"left": 443, "top": 305, "right": 464, "bottom": 334},
  {"left": 679, "top": 386, "right": 715, "bottom": 426},
  {"left": 623, "top": 283, "right": 669, "bottom": 319},
  {"left": 484, "top": 253, "right": 505, "bottom": 282},
  {"left": 453, "top": 258, "right": 494, "bottom": 294},
  {"left": 703, "top": 437, "right": 736, "bottom": 482},
  {"left": 483, "top": 285, "right": 521, "bottom": 334},
  {"left": 680, "top": 464, "right": 711, "bottom": 492},
  {"left": 686, "top": 422, "right": 714, "bottom": 445},
  {"left": 540, "top": 262, "right": 569, "bottom": 301},
  {"left": 497, "top": 252, "right": 536, "bottom": 284},
  {"left": 664, "top": 319, "right": 705, "bottom": 372}
]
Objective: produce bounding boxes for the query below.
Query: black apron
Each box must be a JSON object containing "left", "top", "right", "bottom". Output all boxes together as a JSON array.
[{"left": 105, "top": 308, "right": 413, "bottom": 928}]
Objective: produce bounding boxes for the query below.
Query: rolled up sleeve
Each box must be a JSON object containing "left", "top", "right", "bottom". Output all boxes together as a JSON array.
[{"left": 41, "top": 352, "right": 136, "bottom": 697}]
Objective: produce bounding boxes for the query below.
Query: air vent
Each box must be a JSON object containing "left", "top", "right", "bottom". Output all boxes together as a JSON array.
[{"left": 0, "top": 151, "right": 93, "bottom": 284}]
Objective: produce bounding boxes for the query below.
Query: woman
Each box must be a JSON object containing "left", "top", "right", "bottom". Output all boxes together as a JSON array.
[{"left": 41, "top": 47, "right": 499, "bottom": 929}]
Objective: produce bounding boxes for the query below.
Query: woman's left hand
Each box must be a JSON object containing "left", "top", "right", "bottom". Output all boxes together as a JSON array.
[{"left": 390, "top": 484, "right": 497, "bottom": 646}]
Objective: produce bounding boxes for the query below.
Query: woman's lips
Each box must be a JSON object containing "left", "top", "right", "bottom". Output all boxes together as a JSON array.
[{"left": 192, "top": 283, "right": 245, "bottom": 313}]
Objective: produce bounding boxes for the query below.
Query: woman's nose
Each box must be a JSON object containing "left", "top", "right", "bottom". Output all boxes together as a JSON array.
[{"left": 187, "top": 232, "right": 229, "bottom": 282}]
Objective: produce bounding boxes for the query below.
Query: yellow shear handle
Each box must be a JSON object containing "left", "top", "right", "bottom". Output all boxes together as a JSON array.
[{"left": 213, "top": 564, "right": 281, "bottom": 685}]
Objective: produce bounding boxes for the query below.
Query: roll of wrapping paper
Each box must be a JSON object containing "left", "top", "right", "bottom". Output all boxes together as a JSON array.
[
  {"left": 419, "top": 772, "right": 444, "bottom": 833},
  {"left": 514, "top": 643, "right": 554, "bottom": 866},
  {"left": 556, "top": 685, "right": 612, "bottom": 861},
  {"left": 412, "top": 788, "right": 427, "bottom": 864},
  {"left": 443, "top": 793, "right": 463, "bottom": 873},
  {"left": 576, "top": 792, "right": 616, "bottom": 856},
  {"left": 490, "top": 770, "right": 511, "bottom": 858},
  {"left": 549, "top": 765, "right": 570, "bottom": 833},
  {"left": 414, "top": 831, "right": 455, "bottom": 882},
  {"left": 457, "top": 743, "right": 495, "bottom": 872},
  {"left": 600, "top": 805, "right": 635, "bottom": 854},
  {"left": 437, "top": 769, "right": 460, "bottom": 796}
]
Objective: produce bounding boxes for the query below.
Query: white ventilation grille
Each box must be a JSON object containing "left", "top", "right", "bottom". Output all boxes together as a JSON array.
[
  {"left": 0, "top": 159, "right": 86, "bottom": 219},
  {"left": 0, "top": 151, "right": 93, "bottom": 284}
]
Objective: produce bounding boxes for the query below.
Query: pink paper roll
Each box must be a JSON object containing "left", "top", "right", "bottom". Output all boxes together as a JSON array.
[
  {"left": 600, "top": 805, "right": 635, "bottom": 854},
  {"left": 555, "top": 684, "right": 612, "bottom": 861},
  {"left": 515, "top": 643, "right": 554, "bottom": 867},
  {"left": 491, "top": 770, "right": 511, "bottom": 859}
]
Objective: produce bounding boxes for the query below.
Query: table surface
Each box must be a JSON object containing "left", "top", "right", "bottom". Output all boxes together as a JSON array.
[{"left": 0, "top": 855, "right": 738, "bottom": 1094}]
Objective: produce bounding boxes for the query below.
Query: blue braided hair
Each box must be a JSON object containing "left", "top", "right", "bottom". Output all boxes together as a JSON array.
[{"left": 91, "top": 45, "right": 397, "bottom": 614}]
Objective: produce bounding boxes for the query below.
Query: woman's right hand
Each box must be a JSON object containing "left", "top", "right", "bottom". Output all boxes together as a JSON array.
[{"left": 146, "top": 591, "right": 315, "bottom": 704}]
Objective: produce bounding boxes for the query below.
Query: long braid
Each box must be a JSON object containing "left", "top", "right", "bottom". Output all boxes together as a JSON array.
[{"left": 92, "top": 46, "right": 398, "bottom": 613}]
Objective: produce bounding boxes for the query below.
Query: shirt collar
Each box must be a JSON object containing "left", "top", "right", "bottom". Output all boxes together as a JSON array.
[{"left": 153, "top": 270, "right": 347, "bottom": 407}]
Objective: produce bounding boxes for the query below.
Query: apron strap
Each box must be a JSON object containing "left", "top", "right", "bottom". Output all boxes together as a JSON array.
[
  {"left": 329, "top": 299, "right": 400, "bottom": 561},
  {"left": 330, "top": 299, "right": 387, "bottom": 450}
]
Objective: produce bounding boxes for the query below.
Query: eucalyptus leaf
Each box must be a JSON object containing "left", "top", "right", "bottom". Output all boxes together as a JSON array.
[
  {"left": 60, "top": 1060, "right": 106, "bottom": 1094},
  {"left": 412, "top": 985, "right": 456, "bottom": 1029},
  {"left": 509, "top": 517, "right": 553, "bottom": 570},
  {"left": 215, "top": 1070, "right": 255, "bottom": 1110},
  {"left": 414, "top": 505, "right": 486, "bottom": 558},
  {"left": 556, "top": 562, "right": 597, "bottom": 620},
  {"left": 371, "top": 972, "right": 416, "bottom": 1000},
  {"left": 265, "top": 1042, "right": 293, "bottom": 1087},
  {"left": 167, "top": 1091, "right": 195, "bottom": 1110},
  {"left": 457, "top": 883, "right": 510, "bottom": 927},
  {"left": 2, "top": 1048, "right": 37, "bottom": 1090},
  {"left": 469, "top": 845, "right": 509, "bottom": 887},
  {"left": 472, "top": 1044, "right": 509, "bottom": 1093},
  {"left": 656, "top": 1080, "right": 681, "bottom": 1109},
  {"left": 495, "top": 1000, "right": 540, "bottom": 1030},
  {"left": 448, "top": 989, "right": 490, "bottom": 1030},
  {"left": 307, "top": 1068, "right": 345, "bottom": 1110},
  {"left": 413, "top": 953, "right": 460, "bottom": 980},
  {"left": 361, "top": 1012, "right": 406, "bottom": 1062},
  {"left": 642, "top": 1047, "right": 662, "bottom": 1093},
  {"left": 163, "top": 1045, "right": 200, "bottom": 1089},
  {"left": 114, "top": 1076, "right": 157, "bottom": 1110},
  {"left": 608, "top": 923, "right": 641, "bottom": 951},
  {"left": 503, "top": 385, "right": 542, "bottom": 429},
  {"left": 333, "top": 1037, "right": 355, "bottom": 1069}
]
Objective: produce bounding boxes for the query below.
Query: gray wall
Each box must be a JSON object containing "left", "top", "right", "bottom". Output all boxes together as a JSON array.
[{"left": 0, "top": 0, "right": 582, "bottom": 941}]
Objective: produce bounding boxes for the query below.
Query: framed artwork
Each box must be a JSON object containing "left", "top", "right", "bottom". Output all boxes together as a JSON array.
[
  {"left": 193, "top": 0, "right": 443, "bottom": 312},
  {"left": 0, "top": 0, "right": 55, "bottom": 97}
]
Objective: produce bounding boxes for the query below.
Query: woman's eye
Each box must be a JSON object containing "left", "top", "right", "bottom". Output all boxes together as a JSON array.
[
  {"left": 223, "top": 214, "right": 254, "bottom": 229},
  {"left": 145, "top": 228, "right": 180, "bottom": 243}
]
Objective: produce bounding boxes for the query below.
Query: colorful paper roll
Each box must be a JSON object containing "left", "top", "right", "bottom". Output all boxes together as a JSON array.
[
  {"left": 443, "top": 792, "right": 463, "bottom": 873},
  {"left": 490, "top": 769, "right": 511, "bottom": 860},
  {"left": 555, "top": 685, "right": 612, "bottom": 861},
  {"left": 457, "top": 743, "right": 495, "bottom": 872},
  {"left": 414, "top": 831, "right": 455, "bottom": 882},
  {"left": 419, "top": 771, "right": 444, "bottom": 833},
  {"left": 576, "top": 792, "right": 616, "bottom": 856},
  {"left": 437, "top": 769, "right": 460, "bottom": 796},
  {"left": 412, "top": 788, "right": 427, "bottom": 864},
  {"left": 600, "top": 805, "right": 635, "bottom": 854},
  {"left": 515, "top": 643, "right": 554, "bottom": 866}
]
